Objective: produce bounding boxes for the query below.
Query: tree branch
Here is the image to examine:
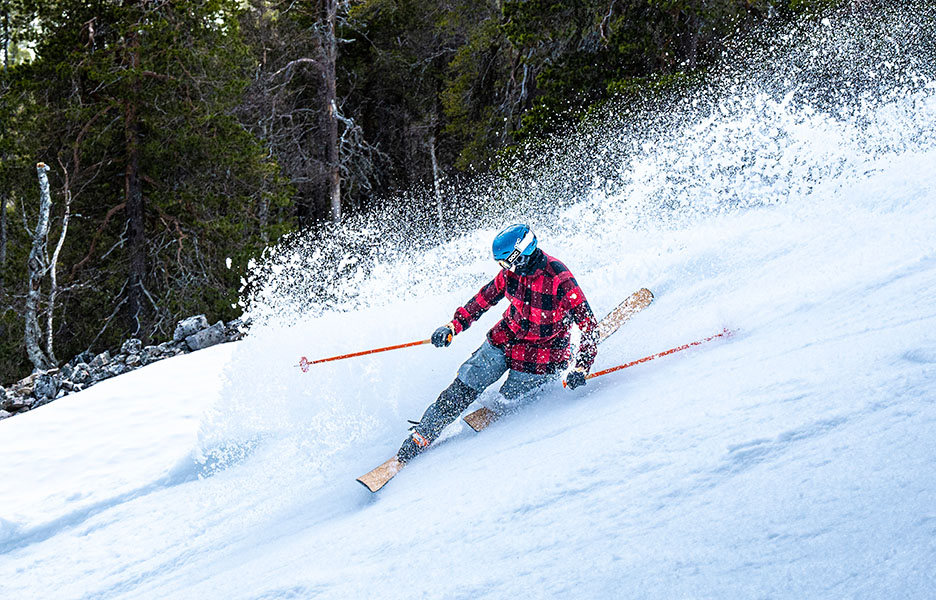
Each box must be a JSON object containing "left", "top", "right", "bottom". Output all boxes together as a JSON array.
[
  {"left": 68, "top": 202, "right": 127, "bottom": 281},
  {"left": 272, "top": 57, "right": 324, "bottom": 78}
]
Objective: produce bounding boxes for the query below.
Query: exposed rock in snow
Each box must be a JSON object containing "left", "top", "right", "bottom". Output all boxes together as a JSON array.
[
  {"left": 0, "top": 315, "right": 249, "bottom": 421},
  {"left": 185, "top": 321, "right": 226, "bottom": 351},
  {"left": 174, "top": 315, "right": 210, "bottom": 343}
]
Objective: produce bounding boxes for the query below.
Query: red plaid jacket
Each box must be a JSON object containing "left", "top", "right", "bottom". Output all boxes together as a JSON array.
[{"left": 450, "top": 251, "right": 598, "bottom": 374}]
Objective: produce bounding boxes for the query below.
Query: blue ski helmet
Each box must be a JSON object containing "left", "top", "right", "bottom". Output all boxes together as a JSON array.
[{"left": 492, "top": 224, "right": 537, "bottom": 270}]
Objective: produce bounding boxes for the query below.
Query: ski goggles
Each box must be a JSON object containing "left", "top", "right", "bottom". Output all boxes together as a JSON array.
[
  {"left": 496, "top": 230, "right": 535, "bottom": 271},
  {"left": 497, "top": 249, "right": 531, "bottom": 271}
]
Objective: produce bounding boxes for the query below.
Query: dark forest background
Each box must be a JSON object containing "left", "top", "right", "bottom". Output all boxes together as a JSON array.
[{"left": 1, "top": 0, "right": 843, "bottom": 382}]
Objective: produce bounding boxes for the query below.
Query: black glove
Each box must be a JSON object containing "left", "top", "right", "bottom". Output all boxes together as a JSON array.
[
  {"left": 431, "top": 324, "right": 454, "bottom": 347},
  {"left": 565, "top": 369, "right": 587, "bottom": 390}
]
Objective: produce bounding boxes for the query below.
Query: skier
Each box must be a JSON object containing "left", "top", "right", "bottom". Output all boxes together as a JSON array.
[{"left": 397, "top": 223, "right": 599, "bottom": 463}]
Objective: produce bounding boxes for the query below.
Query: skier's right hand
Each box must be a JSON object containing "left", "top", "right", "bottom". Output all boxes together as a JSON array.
[
  {"left": 431, "top": 323, "right": 455, "bottom": 347},
  {"left": 565, "top": 368, "right": 587, "bottom": 390}
]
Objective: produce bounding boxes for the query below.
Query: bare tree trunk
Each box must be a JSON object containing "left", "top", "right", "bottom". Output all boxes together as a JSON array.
[
  {"left": 323, "top": 0, "right": 341, "bottom": 222},
  {"left": 258, "top": 96, "right": 273, "bottom": 242},
  {"left": 1, "top": 192, "right": 8, "bottom": 293},
  {"left": 259, "top": 116, "right": 272, "bottom": 243},
  {"left": 1, "top": 8, "right": 8, "bottom": 294},
  {"left": 682, "top": 9, "right": 700, "bottom": 70},
  {"left": 258, "top": 1, "right": 272, "bottom": 242},
  {"left": 26, "top": 163, "right": 53, "bottom": 370},
  {"left": 428, "top": 134, "right": 444, "bottom": 233},
  {"left": 125, "top": 27, "right": 146, "bottom": 338},
  {"left": 45, "top": 163, "right": 73, "bottom": 365},
  {"left": 2, "top": 4, "right": 9, "bottom": 71}
]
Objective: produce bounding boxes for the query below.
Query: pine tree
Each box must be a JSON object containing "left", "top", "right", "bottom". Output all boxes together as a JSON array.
[{"left": 0, "top": 0, "right": 290, "bottom": 376}]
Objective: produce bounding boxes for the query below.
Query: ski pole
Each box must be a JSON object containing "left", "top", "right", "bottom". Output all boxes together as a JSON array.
[
  {"left": 565, "top": 328, "right": 733, "bottom": 387},
  {"left": 299, "top": 338, "right": 432, "bottom": 372}
]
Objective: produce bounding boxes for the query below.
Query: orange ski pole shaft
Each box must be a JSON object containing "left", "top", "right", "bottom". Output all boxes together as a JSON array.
[
  {"left": 299, "top": 338, "right": 432, "bottom": 372},
  {"left": 565, "top": 328, "right": 733, "bottom": 387}
]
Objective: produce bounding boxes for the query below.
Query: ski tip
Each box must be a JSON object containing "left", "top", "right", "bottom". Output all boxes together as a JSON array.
[{"left": 356, "top": 477, "right": 382, "bottom": 493}]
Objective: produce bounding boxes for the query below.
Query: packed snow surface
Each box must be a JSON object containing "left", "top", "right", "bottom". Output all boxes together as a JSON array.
[{"left": 2, "top": 7, "right": 936, "bottom": 599}]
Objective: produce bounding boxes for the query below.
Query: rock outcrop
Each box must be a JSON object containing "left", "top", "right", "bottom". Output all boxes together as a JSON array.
[{"left": 0, "top": 316, "right": 247, "bottom": 421}]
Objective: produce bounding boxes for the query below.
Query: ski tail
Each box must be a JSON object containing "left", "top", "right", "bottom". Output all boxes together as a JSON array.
[{"left": 356, "top": 457, "right": 404, "bottom": 492}]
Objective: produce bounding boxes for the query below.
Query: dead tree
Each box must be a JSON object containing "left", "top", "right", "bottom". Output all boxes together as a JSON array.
[
  {"left": 124, "top": 23, "right": 146, "bottom": 338},
  {"left": 323, "top": 0, "right": 341, "bottom": 222},
  {"left": 2, "top": 4, "right": 9, "bottom": 71},
  {"left": 25, "top": 162, "right": 53, "bottom": 370},
  {"left": 1, "top": 10, "right": 8, "bottom": 291},
  {"left": 45, "top": 159, "right": 74, "bottom": 365},
  {"left": 1, "top": 191, "right": 7, "bottom": 294},
  {"left": 428, "top": 133, "right": 444, "bottom": 233},
  {"left": 243, "top": 0, "right": 383, "bottom": 224}
]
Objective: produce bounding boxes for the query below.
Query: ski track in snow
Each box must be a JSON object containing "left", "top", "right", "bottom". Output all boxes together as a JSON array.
[{"left": 3, "top": 8, "right": 936, "bottom": 599}]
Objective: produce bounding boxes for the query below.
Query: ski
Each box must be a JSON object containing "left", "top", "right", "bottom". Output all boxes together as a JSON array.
[
  {"left": 593, "top": 287, "right": 654, "bottom": 344},
  {"left": 356, "top": 287, "right": 654, "bottom": 492},
  {"left": 462, "top": 287, "right": 654, "bottom": 432},
  {"left": 356, "top": 456, "right": 405, "bottom": 493}
]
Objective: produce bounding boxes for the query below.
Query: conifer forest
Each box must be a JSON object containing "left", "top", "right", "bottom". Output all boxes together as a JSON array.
[{"left": 1, "top": 0, "right": 856, "bottom": 381}]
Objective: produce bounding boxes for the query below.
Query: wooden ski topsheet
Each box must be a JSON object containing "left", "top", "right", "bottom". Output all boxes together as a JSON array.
[
  {"left": 594, "top": 287, "right": 653, "bottom": 344},
  {"left": 462, "top": 287, "right": 654, "bottom": 432},
  {"left": 462, "top": 406, "right": 498, "bottom": 432},
  {"left": 356, "top": 456, "right": 404, "bottom": 493}
]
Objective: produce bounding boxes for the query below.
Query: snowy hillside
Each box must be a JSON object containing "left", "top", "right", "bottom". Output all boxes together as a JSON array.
[{"left": 2, "top": 6, "right": 936, "bottom": 599}]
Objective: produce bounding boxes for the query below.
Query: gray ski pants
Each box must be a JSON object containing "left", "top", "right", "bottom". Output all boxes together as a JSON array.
[
  {"left": 456, "top": 340, "right": 553, "bottom": 400},
  {"left": 398, "top": 341, "right": 555, "bottom": 461}
]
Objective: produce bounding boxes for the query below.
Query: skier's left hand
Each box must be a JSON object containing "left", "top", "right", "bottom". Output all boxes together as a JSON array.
[
  {"left": 565, "top": 368, "right": 587, "bottom": 390},
  {"left": 431, "top": 323, "right": 455, "bottom": 347}
]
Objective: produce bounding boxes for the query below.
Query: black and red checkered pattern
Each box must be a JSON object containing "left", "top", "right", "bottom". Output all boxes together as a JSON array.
[{"left": 450, "top": 251, "right": 598, "bottom": 374}]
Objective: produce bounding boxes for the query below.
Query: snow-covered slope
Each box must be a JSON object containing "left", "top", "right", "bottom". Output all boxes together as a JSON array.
[{"left": 2, "top": 7, "right": 935, "bottom": 599}]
